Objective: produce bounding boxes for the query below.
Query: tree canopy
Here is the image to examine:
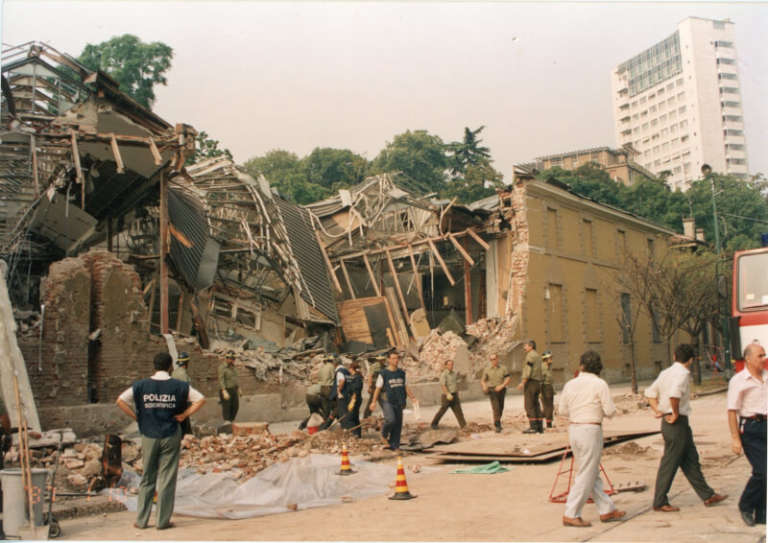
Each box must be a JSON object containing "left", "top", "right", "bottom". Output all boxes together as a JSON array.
[
  {"left": 78, "top": 34, "right": 173, "bottom": 108},
  {"left": 370, "top": 130, "right": 448, "bottom": 195},
  {"left": 188, "top": 131, "right": 232, "bottom": 165}
]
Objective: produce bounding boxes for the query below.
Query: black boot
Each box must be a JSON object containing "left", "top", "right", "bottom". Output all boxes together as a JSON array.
[
  {"left": 494, "top": 421, "right": 502, "bottom": 433},
  {"left": 537, "top": 420, "right": 545, "bottom": 433},
  {"left": 522, "top": 422, "right": 537, "bottom": 434},
  {"left": 546, "top": 420, "right": 553, "bottom": 429}
]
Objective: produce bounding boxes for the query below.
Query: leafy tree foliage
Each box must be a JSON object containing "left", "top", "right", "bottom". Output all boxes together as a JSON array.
[
  {"left": 370, "top": 130, "right": 448, "bottom": 195},
  {"left": 445, "top": 126, "right": 491, "bottom": 176},
  {"left": 303, "top": 147, "right": 369, "bottom": 193},
  {"left": 78, "top": 34, "right": 173, "bottom": 108},
  {"left": 188, "top": 131, "right": 232, "bottom": 165},
  {"left": 443, "top": 126, "right": 503, "bottom": 202}
]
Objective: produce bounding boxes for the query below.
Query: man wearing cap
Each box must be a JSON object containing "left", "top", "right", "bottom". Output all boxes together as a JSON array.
[
  {"left": 517, "top": 339, "right": 544, "bottom": 434},
  {"left": 481, "top": 353, "right": 511, "bottom": 433},
  {"left": 645, "top": 343, "right": 727, "bottom": 513},
  {"left": 371, "top": 352, "right": 417, "bottom": 451},
  {"left": 727, "top": 342, "right": 767, "bottom": 526},
  {"left": 541, "top": 351, "right": 555, "bottom": 429},
  {"left": 116, "top": 352, "right": 205, "bottom": 530},
  {"left": 363, "top": 355, "right": 385, "bottom": 418},
  {"left": 431, "top": 360, "right": 467, "bottom": 430},
  {"left": 171, "top": 352, "right": 193, "bottom": 435},
  {"left": 559, "top": 350, "right": 625, "bottom": 527},
  {"left": 218, "top": 351, "right": 240, "bottom": 422}
]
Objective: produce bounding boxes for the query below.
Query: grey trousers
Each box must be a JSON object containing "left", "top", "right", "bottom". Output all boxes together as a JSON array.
[
  {"left": 653, "top": 416, "right": 714, "bottom": 508},
  {"left": 136, "top": 426, "right": 182, "bottom": 529},
  {"left": 565, "top": 424, "right": 616, "bottom": 519}
]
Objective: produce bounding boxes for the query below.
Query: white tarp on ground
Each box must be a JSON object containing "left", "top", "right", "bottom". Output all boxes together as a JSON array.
[{"left": 107, "top": 454, "right": 426, "bottom": 520}]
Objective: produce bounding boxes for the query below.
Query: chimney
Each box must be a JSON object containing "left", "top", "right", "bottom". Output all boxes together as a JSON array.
[
  {"left": 696, "top": 228, "right": 706, "bottom": 242},
  {"left": 682, "top": 217, "right": 695, "bottom": 239}
]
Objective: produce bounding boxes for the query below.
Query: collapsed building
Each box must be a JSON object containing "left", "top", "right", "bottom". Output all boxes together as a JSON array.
[{"left": 1, "top": 42, "right": 694, "bottom": 437}]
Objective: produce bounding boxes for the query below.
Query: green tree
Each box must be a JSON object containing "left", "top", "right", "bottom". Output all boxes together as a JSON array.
[
  {"left": 542, "top": 164, "right": 625, "bottom": 209},
  {"left": 445, "top": 126, "right": 491, "bottom": 176},
  {"left": 370, "top": 130, "right": 448, "bottom": 195},
  {"left": 619, "top": 178, "right": 688, "bottom": 232},
  {"left": 188, "top": 131, "right": 232, "bottom": 165},
  {"left": 78, "top": 34, "right": 173, "bottom": 108},
  {"left": 243, "top": 150, "right": 326, "bottom": 204},
  {"left": 302, "top": 148, "right": 369, "bottom": 192}
]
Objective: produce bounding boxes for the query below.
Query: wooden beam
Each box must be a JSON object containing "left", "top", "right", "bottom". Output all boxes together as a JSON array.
[
  {"left": 315, "top": 230, "right": 342, "bottom": 293},
  {"left": 449, "top": 234, "right": 475, "bottom": 266},
  {"left": 464, "top": 251, "right": 473, "bottom": 326},
  {"left": 110, "top": 133, "right": 125, "bottom": 174},
  {"left": 362, "top": 253, "right": 381, "bottom": 296},
  {"left": 385, "top": 247, "right": 409, "bottom": 321},
  {"left": 467, "top": 227, "right": 490, "bottom": 250},
  {"left": 148, "top": 137, "right": 163, "bottom": 166},
  {"left": 407, "top": 244, "right": 426, "bottom": 312},
  {"left": 176, "top": 292, "right": 185, "bottom": 332},
  {"left": 159, "top": 171, "right": 170, "bottom": 334},
  {"left": 30, "top": 135, "right": 39, "bottom": 196},
  {"left": 339, "top": 258, "right": 356, "bottom": 299},
  {"left": 428, "top": 239, "right": 455, "bottom": 285},
  {"left": 70, "top": 129, "right": 84, "bottom": 208}
]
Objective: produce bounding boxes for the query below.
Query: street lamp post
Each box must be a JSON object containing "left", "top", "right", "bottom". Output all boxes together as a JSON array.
[{"left": 702, "top": 164, "right": 731, "bottom": 372}]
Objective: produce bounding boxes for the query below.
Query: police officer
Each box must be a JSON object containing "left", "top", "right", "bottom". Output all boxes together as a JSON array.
[
  {"left": 363, "top": 355, "right": 385, "bottom": 418},
  {"left": 517, "top": 339, "right": 544, "bottom": 434},
  {"left": 343, "top": 361, "right": 364, "bottom": 437},
  {"left": 541, "top": 350, "right": 555, "bottom": 429},
  {"left": 332, "top": 356, "right": 351, "bottom": 426},
  {"left": 116, "top": 352, "right": 205, "bottom": 530},
  {"left": 431, "top": 360, "right": 467, "bottom": 429},
  {"left": 371, "top": 352, "right": 417, "bottom": 451},
  {"left": 218, "top": 350, "right": 240, "bottom": 422},
  {"left": 481, "top": 353, "right": 511, "bottom": 433},
  {"left": 172, "top": 352, "right": 193, "bottom": 435}
]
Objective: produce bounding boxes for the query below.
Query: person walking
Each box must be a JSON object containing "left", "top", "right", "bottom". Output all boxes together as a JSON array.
[
  {"left": 116, "top": 352, "right": 205, "bottom": 530},
  {"left": 171, "top": 352, "right": 193, "bottom": 435},
  {"left": 541, "top": 351, "right": 555, "bottom": 429},
  {"left": 645, "top": 343, "right": 727, "bottom": 513},
  {"left": 218, "top": 350, "right": 240, "bottom": 422},
  {"left": 317, "top": 354, "right": 336, "bottom": 427},
  {"left": 481, "top": 353, "right": 511, "bottom": 433},
  {"left": 363, "top": 355, "right": 385, "bottom": 418},
  {"left": 558, "top": 350, "right": 625, "bottom": 527},
  {"left": 727, "top": 342, "right": 767, "bottom": 526},
  {"left": 517, "top": 339, "right": 544, "bottom": 433},
  {"left": 431, "top": 360, "right": 467, "bottom": 430},
  {"left": 343, "top": 361, "right": 364, "bottom": 438},
  {"left": 371, "top": 352, "right": 417, "bottom": 451}
]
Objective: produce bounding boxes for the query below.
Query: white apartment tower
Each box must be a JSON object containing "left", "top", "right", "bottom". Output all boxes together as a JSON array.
[{"left": 612, "top": 17, "right": 748, "bottom": 190}]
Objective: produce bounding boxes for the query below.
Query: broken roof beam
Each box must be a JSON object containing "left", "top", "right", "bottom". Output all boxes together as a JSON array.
[
  {"left": 339, "top": 258, "right": 356, "bottom": 299},
  {"left": 448, "top": 233, "right": 475, "bottom": 266},
  {"left": 315, "top": 230, "right": 342, "bottom": 293},
  {"left": 427, "top": 238, "right": 455, "bottom": 285},
  {"left": 69, "top": 129, "right": 84, "bottom": 208},
  {"left": 467, "top": 227, "right": 490, "bottom": 250},
  {"left": 362, "top": 252, "right": 381, "bottom": 296},
  {"left": 385, "top": 247, "right": 409, "bottom": 319},
  {"left": 110, "top": 133, "right": 125, "bottom": 174}
]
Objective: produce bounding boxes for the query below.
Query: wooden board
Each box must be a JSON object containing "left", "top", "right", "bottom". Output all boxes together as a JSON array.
[{"left": 337, "top": 297, "right": 397, "bottom": 347}]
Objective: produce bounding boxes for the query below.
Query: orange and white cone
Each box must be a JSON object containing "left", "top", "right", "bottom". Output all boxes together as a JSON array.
[
  {"left": 337, "top": 443, "right": 356, "bottom": 475},
  {"left": 389, "top": 456, "right": 416, "bottom": 500}
]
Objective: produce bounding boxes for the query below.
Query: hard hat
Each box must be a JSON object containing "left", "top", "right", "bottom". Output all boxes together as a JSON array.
[
  {"left": 542, "top": 350, "right": 552, "bottom": 360},
  {"left": 177, "top": 352, "right": 190, "bottom": 365}
]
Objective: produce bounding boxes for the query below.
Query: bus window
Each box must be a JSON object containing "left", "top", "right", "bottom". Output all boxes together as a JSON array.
[{"left": 739, "top": 252, "right": 768, "bottom": 310}]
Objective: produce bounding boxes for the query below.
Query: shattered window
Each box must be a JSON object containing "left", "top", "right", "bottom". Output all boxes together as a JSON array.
[
  {"left": 236, "top": 308, "right": 257, "bottom": 328},
  {"left": 213, "top": 297, "right": 234, "bottom": 319}
]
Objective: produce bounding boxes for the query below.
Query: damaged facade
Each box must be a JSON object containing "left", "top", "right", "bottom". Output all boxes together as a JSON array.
[{"left": 2, "top": 42, "right": 690, "bottom": 436}]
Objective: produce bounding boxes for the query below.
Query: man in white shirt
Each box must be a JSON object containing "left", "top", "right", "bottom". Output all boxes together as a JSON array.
[
  {"left": 645, "top": 344, "right": 727, "bottom": 513},
  {"left": 727, "top": 342, "right": 767, "bottom": 526},
  {"left": 558, "top": 350, "right": 625, "bottom": 527}
]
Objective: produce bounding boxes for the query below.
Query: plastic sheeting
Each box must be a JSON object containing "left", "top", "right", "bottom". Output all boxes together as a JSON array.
[{"left": 106, "top": 454, "right": 425, "bottom": 520}]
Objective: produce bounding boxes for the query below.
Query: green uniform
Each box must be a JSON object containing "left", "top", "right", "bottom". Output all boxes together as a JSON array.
[
  {"left": 542, "top": 362, "right": 553, "bottom": 385},
  {"left": 218, "top": 363, "right": 239, "bottom": 389},
  {"left": 482, "top": 365, "right": 510, "bottom": 388},
  {"left": 439, "top": 369, "right": 459, "bottom": 394},
  {"left": 218, "top": 363, "right": 239, "bottom": 422},
  {"left": 317, "top": 362, "right": 335, "bottom": 387},
  {"left": 171, "top": 366, "right": 190, "bottom": 383},
  {"left": 522, "top": 350, "right": 543, "bottom": 381}
]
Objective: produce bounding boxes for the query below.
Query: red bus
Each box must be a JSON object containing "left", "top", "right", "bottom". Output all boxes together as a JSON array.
[{"left": 732, "top": 246, "right": 768, "bottom": 372}]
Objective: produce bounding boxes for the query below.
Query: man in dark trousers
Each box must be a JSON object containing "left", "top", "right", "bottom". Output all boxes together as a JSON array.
[
  {"left": 727, "top": 342, "right": 767, "bottom": 526},
  {"left": 645, "top": 343, "right": 727, "bottom": 513},
  {"left": 517, "top": 339, "right": 544, "bottom": 433},
  {"left": 218, "top": 350, "right": 239, "bottom": 422},
  {"left": 481, "top": 353, "right": 511, "bottom": 433},
  {"left": 342, "top": 361, "right": 364, "bottom": 437},
  {"left": 431, "top": 360, "right": 467, "bottom": 429},
  {"left": 116, "top": 352, "right": 205, "bottom": 530},
  {"left": 371, "top": 352, "right": 417, "bottom": 451}
]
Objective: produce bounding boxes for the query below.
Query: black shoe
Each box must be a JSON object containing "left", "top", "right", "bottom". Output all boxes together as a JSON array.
[
  {"left": 741, "top": 509, "right": 756, "bottom": 527},
  {"left": 522, "top": 426, "right": 538, "bottom": 434},
  {"left": 430, "top": 424, "right": 439, "bottom": 430},
  {"left": 546, "top": 421, "right": 553, "bottom": 428},
  {"left": 494, "top": 422, "right": 502, "bottom": 433},
  {"left": 298, "top": 420, "right": 307, "bottom": 430},
  {"left": 494, "top": 426, "right": 502, "bottom": 433},
  {"left": 535, "top": 421, "right": 544, "bottom": 433}
]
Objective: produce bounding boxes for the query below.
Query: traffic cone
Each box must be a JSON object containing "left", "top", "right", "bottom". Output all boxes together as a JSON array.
[
  {"left": 389, "top": 456, "right": 416, "bottom": 500},
  {"left": 337, "top": 443, "right": 356, "bottom": 475}
]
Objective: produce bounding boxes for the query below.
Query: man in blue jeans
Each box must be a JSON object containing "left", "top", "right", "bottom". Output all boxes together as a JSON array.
[
  {"left": 116, "top": 352, "right": 205, "bottom": 530},
  {"left": 371, "top": 352, "right": 417, "bottom": 451}
]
